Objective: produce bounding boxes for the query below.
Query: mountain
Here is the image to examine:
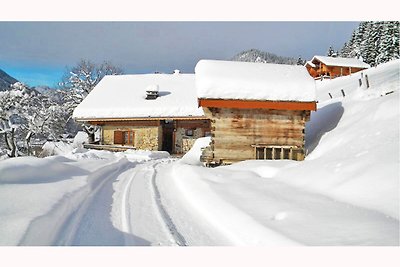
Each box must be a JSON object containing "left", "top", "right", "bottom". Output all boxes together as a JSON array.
[
  {"left": 0, "top": 68, "right": 18, "bottom": 91},
  {"left": 231, "top": 49, "right": 297, "bottom": 65}
]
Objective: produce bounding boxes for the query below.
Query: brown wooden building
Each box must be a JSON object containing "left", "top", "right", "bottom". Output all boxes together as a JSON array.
[
  {"left": 305, "top": 55, "right": 370, "bottom": 79},
  {"left": 195, "top": 60, "right": 317, "bottom": 165},
  {"left": 73, "top": 73, "right": 210, "bottom": 154}
]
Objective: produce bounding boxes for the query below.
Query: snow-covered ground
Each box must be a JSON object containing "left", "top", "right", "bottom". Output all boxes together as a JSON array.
[{"left": 0, "top": 60, "right": 398, "bottom": 246}]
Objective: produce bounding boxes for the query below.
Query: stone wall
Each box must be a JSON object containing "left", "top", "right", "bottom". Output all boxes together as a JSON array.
[
  {"left": 174, "top": 127, "right": 204, "bottom": 154},
  {"left": 102, "top": 125, "right": 160, "bottom": 151}
]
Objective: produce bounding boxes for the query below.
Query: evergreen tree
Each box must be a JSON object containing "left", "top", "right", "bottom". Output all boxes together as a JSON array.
[
  {"left": 376, "top": 21, "right": 400, "bottom": 65},
  {"left": 327, "top": 46, "right": 335, "bottom": 57},
  {"left": 339, "top": 42, "right": 351, "bottom": 58},
  {"left": 338, "top": 21, "right": 399, "bottom": 66},
  {"left": 296, "top": 57, "right": 306, "bottom": 65}
]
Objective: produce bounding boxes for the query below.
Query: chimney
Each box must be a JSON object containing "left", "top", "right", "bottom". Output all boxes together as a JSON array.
[{"left": 145, "top": 84, "right": 159, "bottom": 100}]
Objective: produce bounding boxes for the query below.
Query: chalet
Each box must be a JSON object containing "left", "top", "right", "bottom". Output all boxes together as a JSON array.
[
  {"left": 305, "top": 55, "right": 370, "bottom": 79},
  {"left": 73, "top": 73, "right": 210, "bottom": 154},
  {"left": 195, "top": 60, "right": 317, "bottom": 165}
]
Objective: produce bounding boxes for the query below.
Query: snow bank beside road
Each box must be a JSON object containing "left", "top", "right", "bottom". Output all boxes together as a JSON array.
[
  {"left": 0, "top": 156, "right": 86, "bottom": 184},
  {"left": 179, "top": 136, "right": 211, "bottom": 165}
]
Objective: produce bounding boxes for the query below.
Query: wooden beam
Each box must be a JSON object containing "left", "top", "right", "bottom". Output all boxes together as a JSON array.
[
  {"left": 76, "top": 116, "right": 207, "bottom": 123},
  {"left": 198, "top": 99, "right": 317, "bottom": 111}
]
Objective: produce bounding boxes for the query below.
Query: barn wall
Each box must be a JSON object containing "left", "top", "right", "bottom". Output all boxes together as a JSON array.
[
  {"left": 202, "top": 107, "right": 310, "bottom": 164},
  {"left": 102, "top": 125, "right": 160, "bottom": 150}
]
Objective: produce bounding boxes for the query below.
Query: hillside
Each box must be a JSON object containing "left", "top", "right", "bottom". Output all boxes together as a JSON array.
[
  {"left": 231, "top": 49, "right": 297, "bottom": 65},
  {"left": 0, "top": 68, "right": 18, "bottom": 91}
]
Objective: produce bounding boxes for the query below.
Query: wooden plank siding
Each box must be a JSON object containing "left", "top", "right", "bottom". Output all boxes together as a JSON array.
[
  {"left": 307, "top": 62, "right": 367, "bottom": 79},
  {"left": 201, "top": 107, "right": 311, "bottom": 164}
]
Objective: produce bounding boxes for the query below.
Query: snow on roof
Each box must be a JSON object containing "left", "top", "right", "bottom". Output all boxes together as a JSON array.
[
  {"left": 311, "top": 55, "right": 370, "bottom": 69},
  {"left": 305, "top": 61, "right": 316, "bottom": 68},
  {"left": 73, "top": 74, "right": 204, "bottom": 120},
  {"left": 195, "top": 60, "right": 316, "bottom": 102}
]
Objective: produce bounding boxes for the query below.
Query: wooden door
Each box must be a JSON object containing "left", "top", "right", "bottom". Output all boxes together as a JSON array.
[{"left": 114, "top": 131, "right": 124, "bottom": 145}]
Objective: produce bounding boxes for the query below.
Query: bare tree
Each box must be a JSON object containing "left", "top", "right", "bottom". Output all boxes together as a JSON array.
[
  {"left": 60, "top": 59, "right": 123, "bottom": 109},
  {"left": 59, "top": 59, "right": 123, "bottom": 142}
]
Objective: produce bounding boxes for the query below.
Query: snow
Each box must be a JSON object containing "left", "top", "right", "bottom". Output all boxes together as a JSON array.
[
  {"left": 316, "top": 59, "right": 399, "bottom": 101},
  {"left": 41, "top": 131, "right": 89, "bottom": 157},
  {"left": 179, "top": 136, "right": 211, "bottom": 166},
  {"left": 0, "top": 60, "right": 398, "bottom": 246},
  {"left": 72, "top": 74, "right": 204, "bottom": 120},
  {"left": 305, "top": 61, "right": 316, "bottom": 68},
  {"left": 195, "top": 59, "right": 316, "bottom": 102},
  {"left": 312, "top": 55, "right": 371, "bottom": 68}
]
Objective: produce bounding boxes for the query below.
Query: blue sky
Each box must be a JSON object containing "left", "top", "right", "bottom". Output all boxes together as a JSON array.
[{"left": 0, "top": 21, "right": 359, "bottom": 87}]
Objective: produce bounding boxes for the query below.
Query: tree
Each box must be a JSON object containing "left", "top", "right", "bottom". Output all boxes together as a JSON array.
[
  {"left": 338, "top": 21, "right": 399, "bottom": 65},
  {"left": 376, "top": 21, "right": 400, "bottom": 65},
  {"left": 0, "top": 82, "right": 66, "bottom": 157},
  {"left": 296, "top": 57, "right": 306, "bottom": 65},
  {"left": 339, "top": 42, "right": 351, "bottom": 58},
  {"left": 326, "top": 46, "right": 337, "bottom": 57},
  {"left": 59, "top": 59, "right": 123, "bottom": 141},
  {"left": 60, "top": 60, "right": 123, "bottom": 112},
  {"left": 60, "top": 59, "right": 123, "bottom": 109}
]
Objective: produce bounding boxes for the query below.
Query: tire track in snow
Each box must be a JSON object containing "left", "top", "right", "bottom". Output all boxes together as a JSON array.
[
  {"left": 150, "top": 161, "right": 187, "bottom": 246},
  {"left": 120, "top": 170, "right": 135, "bottom": 234}
]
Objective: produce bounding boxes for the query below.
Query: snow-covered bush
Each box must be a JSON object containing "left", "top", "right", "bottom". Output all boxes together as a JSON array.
[{"left": 41, "top": 131, "right": 88, "bottom": 157}]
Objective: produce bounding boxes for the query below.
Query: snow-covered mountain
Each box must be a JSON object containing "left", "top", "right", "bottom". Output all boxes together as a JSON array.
[
  {"left": 0, "top": 68, "right": 18, "bottom": 91},
  {"left": 0, "top": 60, "right": 398, "bottom": 246},
  {"left": 231, "top": 49, "right": 297, "bottom": 65}
]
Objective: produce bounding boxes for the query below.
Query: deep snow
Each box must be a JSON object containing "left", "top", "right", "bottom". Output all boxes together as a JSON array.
[
  {"left": 0, "top": 60, "right": 398, "bottom": 246},
  {"left": 195, "top": 59, "right": 316, "bottom": 101},
  {"left": 72, "top": 74, "right": 204, "bottom": 120}
]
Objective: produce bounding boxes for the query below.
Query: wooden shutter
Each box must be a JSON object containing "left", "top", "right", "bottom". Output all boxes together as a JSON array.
[{"left": 114, "top": 131, "right": 124, "bottom": 145}]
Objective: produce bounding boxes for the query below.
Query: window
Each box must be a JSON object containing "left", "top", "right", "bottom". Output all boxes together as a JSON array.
[
  {"left": 185, "top": 129, "right": 194, "bottom": 137},
  {"left": 114, "top": 130, "right": 134, "bottom": 146},
  {"left": 253, "top": 145, "right": 295, "bottom": 160}
]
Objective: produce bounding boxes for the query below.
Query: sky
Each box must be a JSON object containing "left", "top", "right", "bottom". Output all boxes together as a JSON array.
[{"left": 0, "top": 21, "right": 360, "bottom": 87}]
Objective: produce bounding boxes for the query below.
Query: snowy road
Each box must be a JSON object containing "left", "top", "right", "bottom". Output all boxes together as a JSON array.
[
  {"left": 20, "top": 157, "right": 186, "bottom": 246},
  {"left": 2, "top": 154, "right": 395, "bottom": 246},
  {"left": 112, "top": 159, "right": 186, "bottom": 246}
]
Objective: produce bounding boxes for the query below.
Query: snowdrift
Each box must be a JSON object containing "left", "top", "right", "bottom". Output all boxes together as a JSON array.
[{"left": 160, "top": 60, "right": 399, "bottom": 245}]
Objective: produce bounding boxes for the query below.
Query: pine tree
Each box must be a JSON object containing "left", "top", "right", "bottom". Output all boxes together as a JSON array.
[
  {"left": 339, "top": 42, "right": 351, "bottom": 58},
  {"left": 296, "top": 57, "right": 306, "bottom": 65},
  {"left": 376, "top": 21, "right": 400, "bottom": 65},
  {"left": 339, "top": 21, "right": 399, "bottom": 66},
  {"left": 327, "top": 46, "right": 335, "bottom": 57}
]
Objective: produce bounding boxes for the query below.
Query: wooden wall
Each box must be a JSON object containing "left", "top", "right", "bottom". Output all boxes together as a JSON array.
[
  {"left": 308, "top": 63, "right": 366, "bottom": 78},
  {"left": 202, "top": 107, "right": 310, "bottom": 164}
]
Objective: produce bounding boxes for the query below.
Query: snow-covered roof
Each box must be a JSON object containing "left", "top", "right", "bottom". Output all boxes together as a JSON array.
[
  {"left": 195, "top": 60, "right": 316, "bottom": 102},
  {"left": 305, "top": 61, "right": 316, "bottom": 68},
  {"left": 311, "top": 55, "right": 370, "bottom": 69},
  {"left": 73, "top": 74, "right": 204, "bottom": 120}
]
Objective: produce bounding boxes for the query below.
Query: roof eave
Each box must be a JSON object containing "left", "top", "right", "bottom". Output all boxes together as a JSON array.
[
  {"left": 198, "top": 98, "right": 317, "bottom": 111},
  {"left": 74, "top": 116, "right": 207, "bottom": 122}
]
